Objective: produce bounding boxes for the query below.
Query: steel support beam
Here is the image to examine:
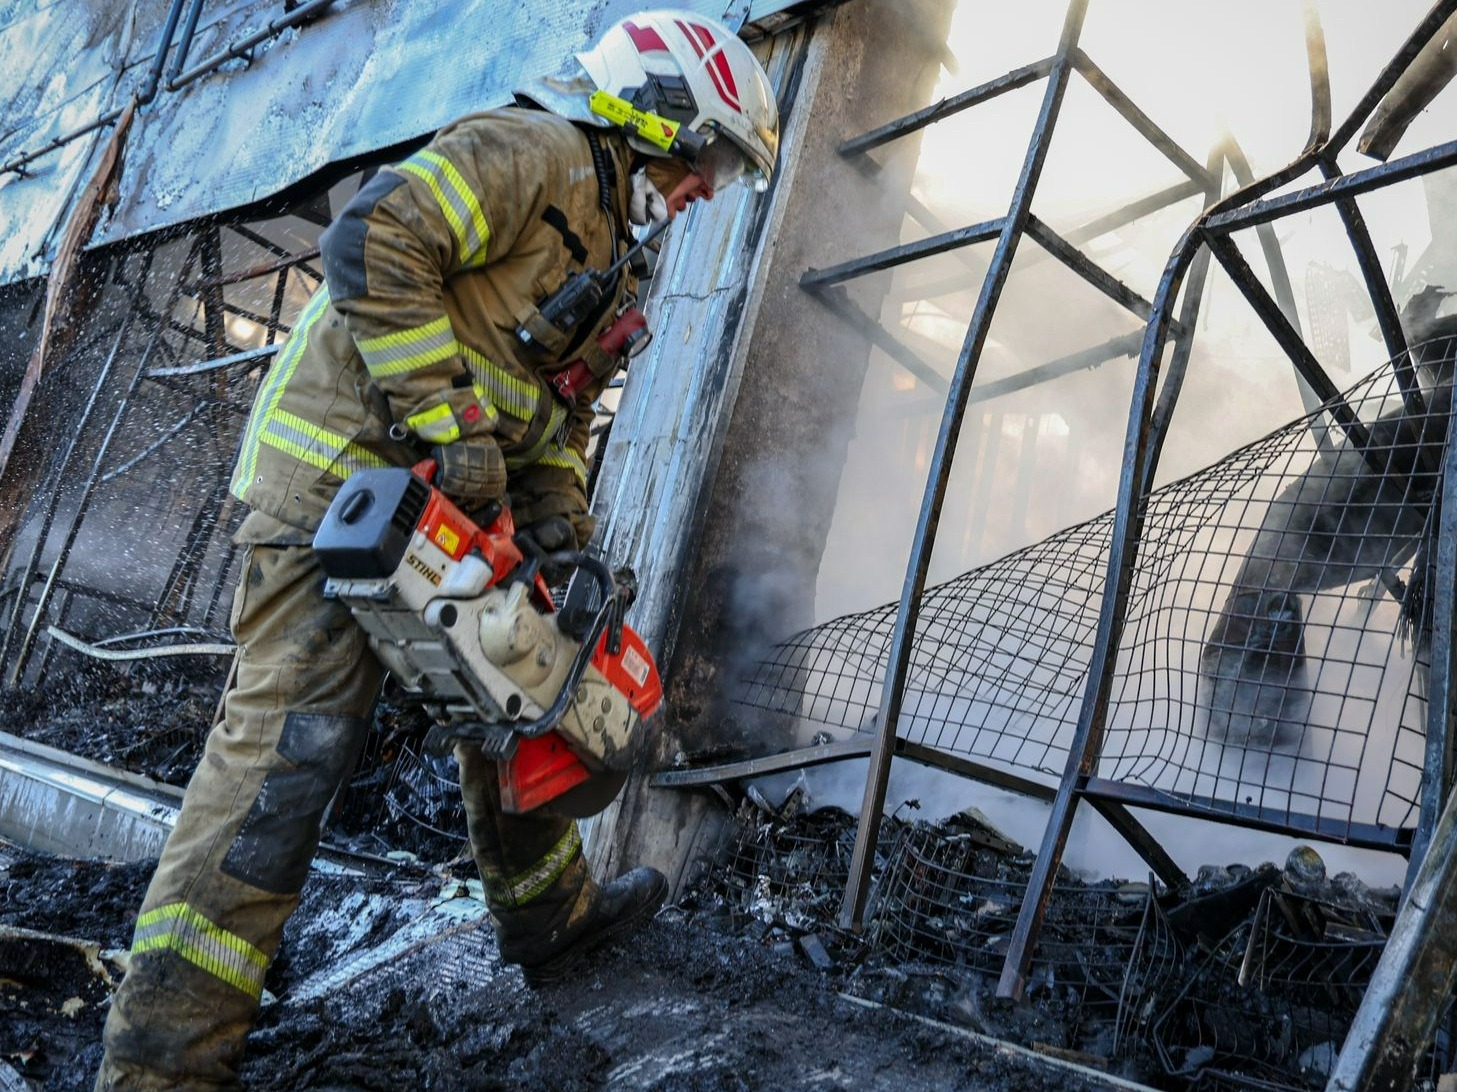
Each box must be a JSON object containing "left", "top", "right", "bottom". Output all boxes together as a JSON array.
[
  {"left": 1069, "top": 50, "right": 1217, "bottom": 189},
  {"left": 1328, "top": 777, "right": 1457, "bottom": 1090},
  {"left": 801, "top": 218, "right": 1005, "bottom": 289},
  {"left": 839, "top": 0, "right": 1089, "bottom": 933},
  {"left": 838, "top": 58, "right": 1054, "bottom": 158},
  {"left": 1204, "top": 138, "right": 1457, "bottom": 235},
  {"left": 1083, "top": 776, "right": 1410, "bottom": 854},
  {"left": 1409, "top": 413, "right": 1457, "bottom": 869}
]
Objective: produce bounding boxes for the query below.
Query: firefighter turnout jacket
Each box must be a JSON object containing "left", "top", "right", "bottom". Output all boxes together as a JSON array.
[{"left": 230, "top": 108, "right": 639, "bottom": 544}]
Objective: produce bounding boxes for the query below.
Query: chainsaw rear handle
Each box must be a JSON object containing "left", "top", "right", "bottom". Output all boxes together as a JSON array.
[{"left": 425, "top": 553, "right": 626, "bottom": 756}]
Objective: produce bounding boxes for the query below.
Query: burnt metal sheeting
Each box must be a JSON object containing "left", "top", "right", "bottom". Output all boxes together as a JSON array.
[{"left": 0, "top": 0, "right": 833, "bottom": 287}]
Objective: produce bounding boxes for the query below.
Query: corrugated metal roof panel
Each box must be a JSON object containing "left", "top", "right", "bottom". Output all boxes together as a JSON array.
[{"left": 0, "top": 0, "right": 840, "bottom": 287}]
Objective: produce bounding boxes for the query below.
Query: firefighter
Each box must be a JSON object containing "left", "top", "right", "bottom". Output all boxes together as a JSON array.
[{"left": 96, "top": 11, "right": 778, "bottom": 1089}]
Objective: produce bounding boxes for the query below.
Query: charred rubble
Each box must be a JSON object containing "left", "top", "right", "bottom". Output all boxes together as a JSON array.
[
  {"left": 680, "top": 789, "right": 1445, "bottom": 1092},
  {"left": 1, "top": 663, "right": 1449, "bottom": 1090},
  {"left": 0, "top": 728, "right": 1448, "bottom": 1092}
]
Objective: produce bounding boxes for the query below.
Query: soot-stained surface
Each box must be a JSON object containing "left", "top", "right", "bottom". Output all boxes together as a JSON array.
[
  {"left": 241, "top": 910, "right": 1117, "bottom": 1092},
  {"left": 0, "top": 844, "right": 1129, "bottom": 1092}
]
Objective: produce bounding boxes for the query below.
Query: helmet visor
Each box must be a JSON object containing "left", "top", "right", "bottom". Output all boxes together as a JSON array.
[{"left": 694, "top": 134, "right": 768, "bottom": 193}]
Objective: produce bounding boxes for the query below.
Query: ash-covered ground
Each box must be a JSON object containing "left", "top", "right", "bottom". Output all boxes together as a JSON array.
[
  {"left": 1, "top": 843, "right": 1131, "bottom": 1092},
  {"left": 1, "top": 667, "right": 1446, "bottom": 1091}
]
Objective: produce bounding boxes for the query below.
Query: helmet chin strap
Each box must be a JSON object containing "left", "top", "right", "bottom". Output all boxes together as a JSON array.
[{"left": 629, "top": 169, "right": 669, "bottom": 226}]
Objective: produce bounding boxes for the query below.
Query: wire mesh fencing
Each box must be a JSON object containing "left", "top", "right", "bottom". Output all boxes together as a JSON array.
[
  {"left": 735, "top": 347, "right": 1455, "bottom": 847},
  {"left": 0, "top": 205, "right": 331, "bottom": 692},
  {"left": 694, "top": 797, "right": 1454, "bottom": 1087},
  {"left": 869, "top": 813, "right": 1170, "bottom": 1056},
  {"left": 1150, "top": 885, "right": 1392, "bottom": 1090}
]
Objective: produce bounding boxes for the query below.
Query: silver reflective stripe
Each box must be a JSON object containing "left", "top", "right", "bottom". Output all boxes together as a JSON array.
[
  {"left": 459, "top": 344, "right": 542, "bottom": 422},
  {"left": 259, "top": 409, "right": 389, "bottom": 477},
  {"left": 356, "top": 315, "right": 458, "bottom": 377},
  {"left": 397, "top": 150, "right": 490, "bottom": 267}
]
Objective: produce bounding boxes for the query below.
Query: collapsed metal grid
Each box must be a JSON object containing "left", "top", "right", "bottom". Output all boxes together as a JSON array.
[
  {"left": 870, "top": 821, "right": 1151, "bottom": 1047},
  {"left": 381, "top": 742, "right": 467, "bottom": 842},
  {"left": 736, "top": 351, "right": 1444, "bottom": 843},
  {"left": 1114, "top": 894, "right": 1185, "bottom": 1057},
  {"left": 0, "top": 207, "right": 327, "bottom": 686},
  {"left": 1151, "top": 888, "right": 1389, "bottom": 1091},
  {"left": 1099, "top": 354, "right": 1448, "bottom": 837},
  {"left": 706, "top": 802, "right": 869, "bottom": 944}
]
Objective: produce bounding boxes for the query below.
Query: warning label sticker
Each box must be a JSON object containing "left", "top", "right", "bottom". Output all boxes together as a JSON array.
[{"left": 622, "top": 645, "right": 650, "bottom": 687}]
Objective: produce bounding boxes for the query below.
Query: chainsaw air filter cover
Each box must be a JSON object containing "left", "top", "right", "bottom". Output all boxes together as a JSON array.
[{"left": 315, "top": 468, "right": 431, "bottom": 579}]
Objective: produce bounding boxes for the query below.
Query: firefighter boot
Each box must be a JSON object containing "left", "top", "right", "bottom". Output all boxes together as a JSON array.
[
  {"left": 455, "top": 745, "right": 666, "bottom": 985},
  {"left": 517, "top": 865, "right": 668, "bottom": 986}
]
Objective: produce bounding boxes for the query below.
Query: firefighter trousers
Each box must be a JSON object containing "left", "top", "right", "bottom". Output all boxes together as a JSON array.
[{"left": 96, "top": 521, "right": 595, "bottom": 1091}]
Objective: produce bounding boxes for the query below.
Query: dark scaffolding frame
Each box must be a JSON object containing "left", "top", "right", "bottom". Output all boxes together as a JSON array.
[
  {"left": 995, "top": 0, "right": 1457, "bottom": 999},
  {"left": 0, "top": 209, "right": 325, "bottom": 685},
  {"left": 670, "top": 0, "right": 1457, "bottom": 1075},
  {"left": 810, "top": 0, "right": 1457, "bottom": 1073},
  {"left": 810, "top": 0, "right": 1457, "bottom": 991}
]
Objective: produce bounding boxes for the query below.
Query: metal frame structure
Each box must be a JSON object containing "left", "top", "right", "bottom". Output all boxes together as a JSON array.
[
  {"left": 0, "top": 0, "right": 343, "bottom": 180},
  {"left": 790, "top": 0, "right": 1457, "bottom": 999},
  {"left": 804, "top": 0, "right": 1232, "bottom": 929},
  {"left": 655, "top": 0, "right": 1457, "bottom": 1079},
  {"left": 0, "top": 207, "right": 327, "bottom": 685},
  {"left": 999, "top": 0, "right": 1457, "bottom": 1001}
]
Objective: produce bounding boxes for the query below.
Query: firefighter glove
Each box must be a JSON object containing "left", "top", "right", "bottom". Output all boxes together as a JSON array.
[
  {"left": 518, "top": 515, "right": 579, "bottom": 554},
  {"left": 516, "top": 515, "right": 579, "bottom": 586},
  {"left": 433, "top": 438, "right": 506, "bottom": 508}
]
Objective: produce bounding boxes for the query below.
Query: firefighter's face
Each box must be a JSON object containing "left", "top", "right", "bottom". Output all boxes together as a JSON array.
[
  {"left": 665, "top": 172, "right": 714, "bottom": 218},
  {"left": 643, "top": 157, "right": 714, "bottom": 219}
]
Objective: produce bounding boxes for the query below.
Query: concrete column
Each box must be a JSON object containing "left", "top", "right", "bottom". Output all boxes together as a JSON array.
[{"left": 587, "top": 1, "right": 955, "bottom": 888}]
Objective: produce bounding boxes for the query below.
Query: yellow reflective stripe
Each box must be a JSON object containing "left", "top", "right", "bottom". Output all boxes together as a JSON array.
[
  {"left": 458, "top": 344, "right": 543, "bottom": 421},
  {"left": 406, "top": 401, "right": 461, "bottom": 444},
  {"left": 132, "top": 902, "right": 268, "bottom": 999},
  {"left": 259, "top": 409, "right": 389, "bottom": 477},
  {"left": 505, "top": 401, "right": 568, "bottom": 469},
  {"left": 397, "top": 150, "right": 490, "bottom": 267},
  {"left": 356, "top": 315, "right": 457, "bottom": 377},
  {"left": 536, "top": 447, "right": 588, "bottom": 487},
  {"left": 231, "top": 288, "right": 331, "bottom": 499},
  {"left": 504, "top": 825, "right": 582, "bottom": 906}
]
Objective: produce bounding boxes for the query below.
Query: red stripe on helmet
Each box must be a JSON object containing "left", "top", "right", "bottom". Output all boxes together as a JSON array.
[
  {"left": 676, "top": 19, "right": 705, "bottom": 57},
  {"left": 623, "top": 20, "right": 669, "bottom": 53},
  {"left": 675, "top": 19, "right": 741, "bottom": 113}
]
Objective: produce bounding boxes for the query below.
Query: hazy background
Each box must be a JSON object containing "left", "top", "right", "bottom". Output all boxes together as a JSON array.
[{"left": 770, "top": 0, "right": 1456, "bottom": 885}]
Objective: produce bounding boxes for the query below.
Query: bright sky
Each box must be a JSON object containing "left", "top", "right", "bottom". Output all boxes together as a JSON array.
[{"left": 920, "top": 0, "right": 1452, "bottom": 213}]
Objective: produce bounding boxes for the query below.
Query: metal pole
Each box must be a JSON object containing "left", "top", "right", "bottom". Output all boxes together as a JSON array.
[
  {"left": 1408, "top": 418, "right": 1457, "bottom": 869},
  {"left": 838, "top": 58, "right": 1055, "bottom": 158},
  {"left": 838, "top": 0, "right": 1089, "bottom": 932},
  {"left": 997, "top": 223, "right": 1202, "bottom": 1000},
  {"left": 1328, "top": 763, "right": 1457, "bottom": 1089},
  {"left": 1202, "top": 232, "right": 1384, "bottom": 466},
  {"left": 1139, "top": 143, "right": 1225, "bottom": 492},
  {"left": 166, "top": 0, "right": 340, "bottom": 90}
]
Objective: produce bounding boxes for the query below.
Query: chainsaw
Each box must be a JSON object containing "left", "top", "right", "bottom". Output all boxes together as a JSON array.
[{"left": 312, "top": 462, "right": 662, "bottom": 817}]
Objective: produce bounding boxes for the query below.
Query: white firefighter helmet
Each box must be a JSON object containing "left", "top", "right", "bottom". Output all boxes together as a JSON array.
[{"left": 518, "top": 10, "right": 779, "bottom": 192}]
